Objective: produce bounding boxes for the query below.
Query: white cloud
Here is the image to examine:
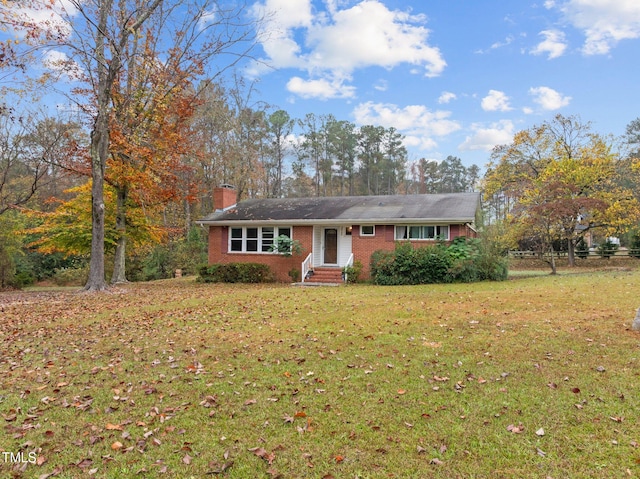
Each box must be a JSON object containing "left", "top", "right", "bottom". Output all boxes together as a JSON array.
[
  {"left": 556, "top": 0, "right": 640, "bottom": 55},
  {"left": 529, "top": 86, "right": 571, "bottom": 110},
  {"left": 459, "top": 120, "right": 515, "bottom": 152},
  {"left": 374, "top": 79, "right": 388, "bottom": 92},
  {"left": 352, "top": 101, "right": 461, "bottom": 150},
  {"left": 475, "top": 35, "right": 514, "bottom": 54},
  {"left": 286, "top": 76, "right": 356, "bottom": 100},
  {"left": 481, "top": 90, "right": 512, "bottom": 112},
  {"left": 9, "top": 0, "right": 78, "bottom": 39},
  {"left": 531, "top": 29, "right": 568, "bottom": 59},
  {"left": 251, "top": 0, "right": 446, "bottom": 99},
  {"left": 438, "top": 91, "right": 457, "bottom": 104},
  {"left": 306, "top": 1, "right": 445, "bottom": 76}
]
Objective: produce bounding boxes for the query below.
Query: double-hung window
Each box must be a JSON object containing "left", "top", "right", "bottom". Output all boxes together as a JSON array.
[
  {"left": 360, "top": 225, "right": 375, "bottom": 236},
  {"left": 395, "top": 225, "right": 449, "bottom": 241},
  {"left": 229, "top": 226, "right": 292, "bottom": 253}
]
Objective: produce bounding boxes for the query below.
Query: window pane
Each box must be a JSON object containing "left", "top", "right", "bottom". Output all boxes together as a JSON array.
[
  {"left": 361, "top": 225, "right": 374, "bottom": 235},
  {"left": 395, "top": 226, "right": 407, "bottom": 240},
  {"left": 409, "top": 226, "right": 421, "bottom": 239},
  {"left": 231, "top": 228, "right": 243, "bottom": 239},
  {"left": 436, "top": 226, "right": 449, "bottom": 239},
  {"left": 247, "top": 227, "right": 258, "bottom": 239},
  {"left": 278, "top": 227, "right": 291, "bottom": 238},
  {"left": 262, "top": 227, "right": 274, "bottom": 238},
  {"left": 231, "top": 240, "right": 242, "bottom": 251},
  {"left": 247, "top": 240, "right": 258, "bottom": 251},
  {"left": 424, "top": 226, "right": 435, "bottom": 239},
  {"left": 261, "top": 240, "right": 273, "bottom": 252}
]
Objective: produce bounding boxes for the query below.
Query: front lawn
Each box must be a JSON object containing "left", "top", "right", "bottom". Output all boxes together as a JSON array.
[{"left": 1, "top": 271, "right": 639, "bottom": 478}]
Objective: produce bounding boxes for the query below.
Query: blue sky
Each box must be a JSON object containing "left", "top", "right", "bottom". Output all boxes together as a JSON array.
[
  {"left": 4, "top": 0, "right": 640, "bottom": 172},
  {"left": 245, "top": 0, "right": 640, "bottom": 169}
]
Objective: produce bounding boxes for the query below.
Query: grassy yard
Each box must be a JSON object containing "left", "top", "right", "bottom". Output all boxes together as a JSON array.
[{"left": 1, "top": 271, "right": 640, "bottom": 478}]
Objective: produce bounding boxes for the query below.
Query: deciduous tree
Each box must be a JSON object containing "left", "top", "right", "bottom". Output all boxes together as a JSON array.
[{"left": 484, "top": 114, "right": 640, "bottom": 270}]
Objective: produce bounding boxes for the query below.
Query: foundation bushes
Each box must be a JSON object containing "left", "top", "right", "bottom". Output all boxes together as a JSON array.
[
  {"left": 197, "top": 263, "right": 274, "bottom": 283},
  {"left": 370, "top": 238, "right": 508, "bottom": 285}
]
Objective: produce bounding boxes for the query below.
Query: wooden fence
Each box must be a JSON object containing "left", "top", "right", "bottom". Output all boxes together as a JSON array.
[{"left": 509, "top": 249, "right": 640, "bottom": 259}]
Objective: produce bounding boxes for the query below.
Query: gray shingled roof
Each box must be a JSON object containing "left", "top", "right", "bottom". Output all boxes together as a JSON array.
[{"left": 197, "top": 193, "right": 480, "bottom": 225}]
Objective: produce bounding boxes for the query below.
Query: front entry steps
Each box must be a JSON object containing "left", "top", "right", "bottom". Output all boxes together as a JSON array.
[{"left": 299, "top": 267, "right": 344, "bottom": 285}]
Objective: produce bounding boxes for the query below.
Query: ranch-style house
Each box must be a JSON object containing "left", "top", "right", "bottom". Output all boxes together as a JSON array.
[{"left": 197, "top": 185, "right": 481, "bottom": 283}]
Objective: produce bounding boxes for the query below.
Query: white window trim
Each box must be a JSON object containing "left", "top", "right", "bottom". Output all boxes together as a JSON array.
[
  {"left": 228, "top": 226, "right": 293, "bottom": 253},
  {"left": 360, "top": 225, "right": 375, "bottom": 237},
  {"left": 394, "top": 225, "right": 450, "bottom": 241}
]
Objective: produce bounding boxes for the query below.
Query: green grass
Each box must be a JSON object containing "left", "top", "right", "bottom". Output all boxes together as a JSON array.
[{"left": 1, "top": 271, "right": 640, "bottom": 478}]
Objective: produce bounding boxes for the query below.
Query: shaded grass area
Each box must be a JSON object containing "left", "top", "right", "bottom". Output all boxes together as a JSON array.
[{"left": 1, "top": 272, "right": 640, "bottom": 478}]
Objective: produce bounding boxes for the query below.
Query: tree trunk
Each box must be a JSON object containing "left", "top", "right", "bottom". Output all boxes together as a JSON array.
[
  {"left": 84, "top": 115, "right": 109, "bottom": 291},
  {"left": 83, "top": 0, "right": 112, "bottom": 292},
  {"left": 547, "top": 247, "right": 557, "bottom": 275},
  {"left": 567, "top": 237, "right": 575, "bottom": 267},
  {"left": 111, "top": 184, "right": 128, "bottom": 284}
]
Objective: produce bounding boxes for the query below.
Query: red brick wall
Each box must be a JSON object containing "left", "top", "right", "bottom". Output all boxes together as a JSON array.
[{"left": 207, "top": 225, "right": 314, "bottom": 282}]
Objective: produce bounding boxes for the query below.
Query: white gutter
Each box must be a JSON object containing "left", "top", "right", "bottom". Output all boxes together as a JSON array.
[{"left": 196, "top": 217, "right": 476, "bottom": 226}]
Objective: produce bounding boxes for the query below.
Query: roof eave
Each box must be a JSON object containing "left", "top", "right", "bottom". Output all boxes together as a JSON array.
[{"left": 196, "top": 217, "right": 476, "bottom": 226}]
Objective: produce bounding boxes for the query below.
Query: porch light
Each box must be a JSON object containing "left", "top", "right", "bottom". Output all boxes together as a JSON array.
[{"left": 346, "top": 226, "right": 352, "bottom": 235}]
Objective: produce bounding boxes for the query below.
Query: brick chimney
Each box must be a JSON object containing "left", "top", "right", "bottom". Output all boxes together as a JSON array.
[{"left": 213, "top": 184, "right": 237, "bottom": 211}]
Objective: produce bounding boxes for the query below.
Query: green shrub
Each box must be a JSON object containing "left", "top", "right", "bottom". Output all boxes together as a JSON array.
[
  {"left": 446, "top": 259, "right": 479, "bottom": 283},
  {"left": 474, "top": 252, "right": 509, "bottom": 281},
  {"left": 370, "top": 249, "right": 397, "bottom": 285},
  {"left": 342, "top": 260, "right": 363, "bottom": 284},
  {"left": 288, "top": 268, "right": 300, "bottom": 282},
  {"left": 197, "top": 263, "right": 274, "bottom": 283},
  {"left": 575, "top": 237, "right": 590, "bottom": 259},
  {"left": 597, "top": 240, "right": 618, "bottom": 259},
  {"left": 370, "top": 242, "right": 452, "bottom": 285},
  {"left": 371, "top": 237, "right": 508, "bottom": 285}
]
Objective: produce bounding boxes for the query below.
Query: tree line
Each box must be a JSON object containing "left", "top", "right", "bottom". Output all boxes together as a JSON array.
[{"left": 2, "top": 1, "right": 639, "bottom": 287}]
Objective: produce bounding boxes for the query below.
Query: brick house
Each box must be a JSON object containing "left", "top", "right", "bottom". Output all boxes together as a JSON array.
[{"left": 197, "top": 185, "right": 480, "bottom": 283}]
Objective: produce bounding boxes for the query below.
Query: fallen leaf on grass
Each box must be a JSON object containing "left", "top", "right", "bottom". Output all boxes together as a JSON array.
[
  {"left": 283, "top": 414, "right": 294, "bottom": 424},
  {"left": 507, "top": 423, "right": 524, "bottom": 434},
  {"left": 536, "top": 428, "right": 545, "bottom": 436},
  {"left": 182, "top": 454, "right": 192, "bottom": 465},
  {"left": 207, "top": 461, "right": 234, "bottom": 474},
  {"left": 430, "top": 458, "right": 444, "bottom": 465},
  {"left": 106, "top": 423, "right": 123, "bottom": 431},
  {"left": 38, "top": 467, "right": 62, "bottom": 479},
  {"left": 75, "top": 458, "right": 93, "bottom": 469},
  {"left": 249, "top": 447, "right": 275, "bottom": 465},
  {"left": 111, "top": 441, "right": 123, "bottom": 451}
]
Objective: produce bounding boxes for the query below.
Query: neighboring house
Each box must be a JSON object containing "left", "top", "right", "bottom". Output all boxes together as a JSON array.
[{"left": 197, "top": 185, "right": 480, "bottom": 283}]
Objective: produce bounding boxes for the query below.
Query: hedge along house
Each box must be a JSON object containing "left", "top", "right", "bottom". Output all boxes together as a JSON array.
[{"left": 197, "top": 185, "right": 481, "bottom": 283}]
